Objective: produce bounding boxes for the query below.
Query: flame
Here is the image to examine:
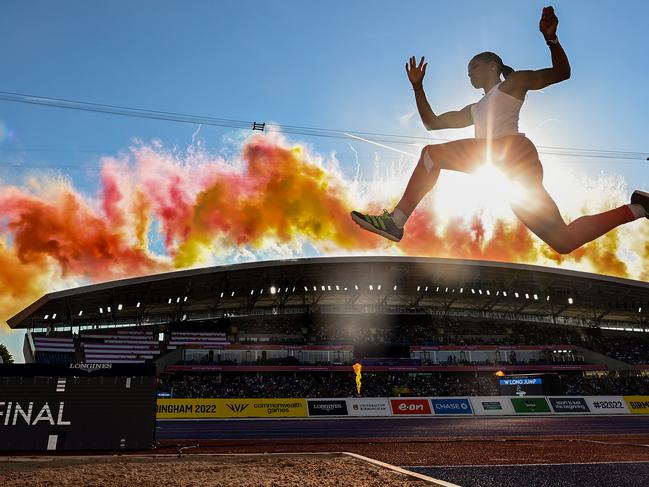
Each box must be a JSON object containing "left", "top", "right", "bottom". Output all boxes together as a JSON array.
[
  {"left": 353, "top": 362, "right": 362, "bottom": 395},
  {"left": 0, "top": 131, "right": 647, "bottom": 337}
]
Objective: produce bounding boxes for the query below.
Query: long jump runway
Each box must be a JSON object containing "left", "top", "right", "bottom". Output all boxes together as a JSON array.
[{"left": 157, "top": 415, "right": 649, "bottom": 441}]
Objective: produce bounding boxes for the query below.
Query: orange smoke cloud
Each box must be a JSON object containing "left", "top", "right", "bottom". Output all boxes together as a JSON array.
[{"left": 0, "top": 132, "right": 647, "bottom": 331}]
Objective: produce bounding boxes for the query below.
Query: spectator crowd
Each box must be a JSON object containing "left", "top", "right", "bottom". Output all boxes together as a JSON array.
[{"left": 158, "top": 372, "right": 649, "bottom": 398}]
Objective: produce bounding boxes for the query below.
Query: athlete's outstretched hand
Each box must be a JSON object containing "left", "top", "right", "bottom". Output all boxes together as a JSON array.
[
  {"left": 406, "top": 56, "right": 427, "bottom": 87},
  {"left": 539, "top": 6, "right": 558, "bottom": 40}
]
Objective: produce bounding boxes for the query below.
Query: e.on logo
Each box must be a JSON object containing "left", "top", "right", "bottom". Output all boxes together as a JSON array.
[{"left": 390, "top": 399, "right": 432, "bottom": 415}]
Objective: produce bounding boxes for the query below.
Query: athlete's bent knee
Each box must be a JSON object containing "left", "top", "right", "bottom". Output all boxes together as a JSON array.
[{"left": 420, "top": 145, "right": 437, "bottom": 173}]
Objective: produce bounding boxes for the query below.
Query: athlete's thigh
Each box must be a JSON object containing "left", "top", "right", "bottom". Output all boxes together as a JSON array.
[
  {"left": 510, "top": 183, "right": 568, "bottom": 244},
  {"left": 426, "top": 138, "right": 487, "bottom": 174}
]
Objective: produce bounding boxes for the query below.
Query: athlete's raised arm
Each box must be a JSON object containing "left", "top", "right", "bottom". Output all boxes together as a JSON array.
[
  {"left": 506, "top": 6, "right": 571, "bottom": 93},
  {"left": 406, "top": 56, "right": 474, "bottom": 131}
]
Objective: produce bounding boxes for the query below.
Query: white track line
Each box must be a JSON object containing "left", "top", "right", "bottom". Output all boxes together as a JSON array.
[
  {"left": 344, "top": 452, "right": 461, "bottom": 487},
  {"left": 403, "top": 460, "right": 649, "bottom": 468}
]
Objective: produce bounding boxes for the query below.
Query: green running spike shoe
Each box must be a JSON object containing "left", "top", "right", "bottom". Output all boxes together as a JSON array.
[
  {"left": 631, "top": 190, "right": 649, "bottom": 219},
  {"left": 351, "top": 209, "right": 404, "bottom": 242}
]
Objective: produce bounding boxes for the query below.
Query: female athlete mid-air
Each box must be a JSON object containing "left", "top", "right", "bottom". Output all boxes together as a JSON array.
[{"left": 351, "top": 6, "right": 647, "bottom": 254}]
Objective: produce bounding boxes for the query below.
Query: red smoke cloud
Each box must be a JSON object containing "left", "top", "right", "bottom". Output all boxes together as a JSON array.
[{"left": 0, "top": 133, "right": 646, "bottom": 329}]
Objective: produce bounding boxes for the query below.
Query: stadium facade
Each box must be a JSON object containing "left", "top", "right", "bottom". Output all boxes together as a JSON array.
[
  {"left": 8, "top": 256, "right": 649, "bottom": 407},
  {"left": 9, "top": 256, "right": 649, "bottom": 335}
]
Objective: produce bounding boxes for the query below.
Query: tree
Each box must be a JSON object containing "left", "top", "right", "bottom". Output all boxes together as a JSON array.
[{"left": 0, "top": 343, "right": 14, "bottom": 364}]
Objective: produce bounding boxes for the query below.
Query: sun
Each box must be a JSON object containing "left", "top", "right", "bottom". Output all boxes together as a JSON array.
[{"left": 431, "top": 157, "right": 527, "bottom": 233}]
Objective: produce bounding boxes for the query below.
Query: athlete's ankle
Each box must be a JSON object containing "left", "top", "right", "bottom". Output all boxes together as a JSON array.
[
  {"left": 627, "top": 203, "right": 647, "bottom": 220},
  {"left": 392, "top": 208, "right": 408, "bottom": 229}
]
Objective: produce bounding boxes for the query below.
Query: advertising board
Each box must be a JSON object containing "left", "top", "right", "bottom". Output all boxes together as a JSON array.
[
  {"left": 548, "top": 397, "right": 590, "bottom": 413},
  {"left": 346, "top": 398, "right": 390, "bottom": 416},
  {"left": 156, "top": 398, "right": 307, "bottom": 419},
  {"left": 624, "top": 396, "right": 649, "bottom": 414},
  {"left": 584, "top": 396, "right": 629, "bottom": 414},
  {"left": 469, "top": 396, "right": 515, "bottom": 416},
  {"left": 510, "top": 397, "right": 551, "bottom": 414},
  {"left": 389, "top": 398, "right": 432, "bottom": 415},
  {"left": 307, "top": 399, "right": 348, "bottom": 416},
  {"left": 430, "top": 398, "right": 473, "bottom": 415}
]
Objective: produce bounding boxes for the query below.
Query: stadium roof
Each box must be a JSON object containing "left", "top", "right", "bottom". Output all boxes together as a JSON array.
[{"left": 8, "top": 256, "right": 649, "bottom": 330}]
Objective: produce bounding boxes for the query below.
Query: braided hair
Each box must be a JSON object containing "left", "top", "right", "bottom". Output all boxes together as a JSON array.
[{"left": 473, "top": 51, "right": 514, "bottom": 80}]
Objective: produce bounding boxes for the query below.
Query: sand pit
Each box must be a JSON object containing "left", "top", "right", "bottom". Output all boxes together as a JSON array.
[{"left": 0, "top": 453, "right": 450, "bottom": 487}]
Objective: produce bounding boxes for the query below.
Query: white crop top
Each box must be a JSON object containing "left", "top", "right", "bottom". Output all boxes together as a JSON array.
[{"left": 470, "top": 82, "right": 524, "bottom": 139}]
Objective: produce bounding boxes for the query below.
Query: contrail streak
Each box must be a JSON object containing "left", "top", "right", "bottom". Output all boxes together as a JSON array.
[{"left": 344, "top": 132, "right": 417, "bottom": 158}]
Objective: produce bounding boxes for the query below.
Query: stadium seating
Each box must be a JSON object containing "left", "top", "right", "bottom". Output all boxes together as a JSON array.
[
  {"left": 167, "top": 331, "right": 229, "bottom": 349},
  {"left": 32, "top": 335, "right": 75, "bottom": 363},
  {"left": 80, "top": 329, "right": 160, "bottom": 363}
]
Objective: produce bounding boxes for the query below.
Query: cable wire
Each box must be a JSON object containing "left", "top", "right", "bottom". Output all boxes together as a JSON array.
[{"left": 0, "top": 90, "right": 646, "bottom": 162}]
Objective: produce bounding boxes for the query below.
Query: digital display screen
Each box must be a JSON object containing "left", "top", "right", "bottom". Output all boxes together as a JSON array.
[
  {"left": 499, "top": 378, "right": 542, "bottom": 386},
  {"left": 499, "top": 376, "right": 544, "bottom": 396}
]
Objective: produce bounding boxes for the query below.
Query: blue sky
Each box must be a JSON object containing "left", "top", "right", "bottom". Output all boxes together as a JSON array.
[{"left": 1, "top": 1, "right": 648, "bottom": 361}]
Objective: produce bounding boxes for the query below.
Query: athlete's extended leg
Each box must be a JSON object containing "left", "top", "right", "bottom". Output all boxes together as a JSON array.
[
  {"left": 511, "top": 185, "right": 648, "bottom": 255},
  {"left": 351, "top": 139, "right": 485, "bottom": 241},
  {"left": 394, "top": 140, "right": 485, "bottom": 220}
]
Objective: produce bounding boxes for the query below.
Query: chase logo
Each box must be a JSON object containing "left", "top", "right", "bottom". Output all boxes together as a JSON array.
[
  {"left": 430, "top": 398, "right": 473, "bottom": 415},
  {"left": 226, "top": 403, "right": 249, "bottom": 414}
]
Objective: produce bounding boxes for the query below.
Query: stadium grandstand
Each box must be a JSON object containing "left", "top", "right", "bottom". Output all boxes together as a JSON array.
[{"left": 8, "top": 256, "right": 649, "bottom": 398}]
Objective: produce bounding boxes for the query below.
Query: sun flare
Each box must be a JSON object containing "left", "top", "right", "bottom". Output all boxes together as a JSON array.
[{"left": 432, "top": 158, "right": 526, "bottom": 227}]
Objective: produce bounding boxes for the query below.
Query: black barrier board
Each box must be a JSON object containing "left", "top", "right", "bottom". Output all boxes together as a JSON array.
[
  {"left": 0, "top": 364, "right": 156, "bottom": 451},
  {"left": 549, "top": 397, "right": 590, "bottom": 413},
  {"left": 308, "top": 400, "right": 348, "bottom": 416},
  {"left": 0, "top": 363, "right": 155, "bottom": 377}
]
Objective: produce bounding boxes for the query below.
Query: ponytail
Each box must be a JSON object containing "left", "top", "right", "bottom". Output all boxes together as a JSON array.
[
  {"left": 501, "top": 64, "right": 515, "bottom": 79},
  {"left": 473, "top": 51, "right": 515, "bottom": 80}
]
